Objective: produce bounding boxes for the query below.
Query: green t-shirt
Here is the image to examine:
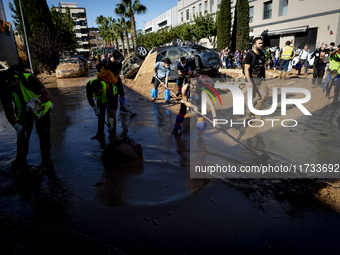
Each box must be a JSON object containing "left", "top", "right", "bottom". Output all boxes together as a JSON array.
[{"left": 329, "top": 53, "right": 340, "bottom": 72}]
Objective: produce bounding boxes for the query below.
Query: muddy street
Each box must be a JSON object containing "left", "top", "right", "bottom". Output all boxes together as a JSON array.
[{"left": 1, "top": 70, "right": 340, "bottom": 254}]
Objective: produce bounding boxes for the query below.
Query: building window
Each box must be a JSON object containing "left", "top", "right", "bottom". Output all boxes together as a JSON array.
[
  {"left": 158, "top": 20, "right": 167, "bottom": 28},
  {"left": 145, "top": 28, "right": 152, "bottom": 33},
  {"left": 263, "top": 1, "right": 272, "bottom": 20},
  {"left": 204, "top": 1, "right": 208, "bottom": 14},
  {"left": 186, "top": 9, "right": 189, "bottom": 20},
  {"left": 181, "top": 12, "right": 183, "bottom": 22},
  {"left": 210, "top": 0, "right": 214, "bottom": 12},
  {"left": 249, "top": 6, "right": 254, "bottom": 23},
  {"left": 98, "top": 44, "right": 103, "bottom": 48},
  {"left": 279, "top": 0, "right": 288, "bottom": 16},
  {"left": 97, "top": 36, "right": 103, "bottom": 40},
  {"left": 199, "top": 3, "right": 202, "bottom": 14},
  {"left": 193, "top": 6, "right": 195, "bottom": 16}
]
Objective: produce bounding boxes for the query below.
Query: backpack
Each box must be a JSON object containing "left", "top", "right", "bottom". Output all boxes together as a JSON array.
[{"left": 242, "top": 50, "right": 257, "bottom": 75}]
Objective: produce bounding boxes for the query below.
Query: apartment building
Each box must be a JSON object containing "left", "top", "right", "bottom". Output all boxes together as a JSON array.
[
  {"left": 145, "top": 0, "right": 340, "bottom": 50},
  {"left": 88, "top": 27, "right": 105, "bottom": 48},
  {"left": 143, "top": 5, "right": 178, "bottom": 33},
  {"left": 0, "top": 0, "right": 18, "bottom": 66},
  {"left": 60, "top": 2, "right": 90, "bottom": 57}
]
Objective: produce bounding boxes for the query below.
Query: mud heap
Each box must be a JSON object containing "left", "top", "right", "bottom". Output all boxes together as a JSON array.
[{"left": 101, "top": 137, "right": 143, "bottom": 167}]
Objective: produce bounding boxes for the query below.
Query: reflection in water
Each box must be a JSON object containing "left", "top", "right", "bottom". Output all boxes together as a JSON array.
[{"left": 95, "top": 162, "right": 144, "bottom": 207}]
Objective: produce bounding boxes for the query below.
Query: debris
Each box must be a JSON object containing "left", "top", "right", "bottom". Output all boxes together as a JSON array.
[{"left": 102, "top": 137, "right": 143, "bottom": 166}]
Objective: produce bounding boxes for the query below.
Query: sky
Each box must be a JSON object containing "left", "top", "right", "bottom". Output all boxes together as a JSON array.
[{"left": 3, "top": 0, "right": 177, "bottom": 30}]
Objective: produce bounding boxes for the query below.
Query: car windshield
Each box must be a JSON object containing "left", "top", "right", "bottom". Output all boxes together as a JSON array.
[
  {"left": 187, "top": 46, "right": 213, "bottom": 54},
  {"left": 60, "top": 59, "right": 79, "bottom": 64}
]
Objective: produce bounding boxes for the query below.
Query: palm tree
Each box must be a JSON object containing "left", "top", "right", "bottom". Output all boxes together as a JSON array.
[
  {"left": 123, "top": 18, "right": 132, "bottom": 51},
  {"left": 115, "top": 0, "right": 147, "bottom": 50},
  {"left": 116, "top": 18, "right": 126, "bottom": 57}
]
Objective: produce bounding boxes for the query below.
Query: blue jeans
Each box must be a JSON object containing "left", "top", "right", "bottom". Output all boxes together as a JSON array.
[
  {"left": 280, "top": 59, "right": 290, "bottom": 72},
  {"left": 236, "top": 59, "right": 240, "bottom": 68},
  {"left": 322, "top": 72, "right": 340, "bottom": 92},
  {"left": 273, "top": 58, "right": 279, "bottom": 69}
]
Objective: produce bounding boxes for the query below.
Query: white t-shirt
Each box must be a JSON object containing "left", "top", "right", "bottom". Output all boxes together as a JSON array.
[
  {"left": 299, "top": 50, "right": 309, "bottom": 60},
  {"left": 275, "top": 49, "right": 280, "bottom": 59}
]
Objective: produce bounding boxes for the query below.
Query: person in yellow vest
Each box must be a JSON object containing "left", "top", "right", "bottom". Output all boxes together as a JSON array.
[
  {"left": 86, "top": 78, "right": 118, "bottom": 139},
  {"left": 278, "top": 41, "right": 296, "bottom": 80},
  {"left": 0, "top": 70, "right": 52, "bottom": 168}
]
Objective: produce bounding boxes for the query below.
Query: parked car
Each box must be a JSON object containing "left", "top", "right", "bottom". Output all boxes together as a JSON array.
[
  {"left": 70, "top": 55, "right": 88, "bottom": 71},
  {"left": 56, "top": 58, "right": 86, "bottom": 78}
]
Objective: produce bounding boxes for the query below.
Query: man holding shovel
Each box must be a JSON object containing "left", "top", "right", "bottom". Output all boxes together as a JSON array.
[
  {"left": 151, "top": 58, "right": 172, "bottom": 103},
  {"left": 96, "top": 50, "right": 128, "bottom": 113},
  {"left": 86, "top": 77, "right": 118, "bottom": 140},
  {"left": 0, "top": 70, "right": 52, "bottom": 168}
]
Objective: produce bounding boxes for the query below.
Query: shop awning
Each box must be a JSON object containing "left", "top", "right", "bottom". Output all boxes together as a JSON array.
[{"left": 261, "top": 26, "right": 308, "bottom": 36}]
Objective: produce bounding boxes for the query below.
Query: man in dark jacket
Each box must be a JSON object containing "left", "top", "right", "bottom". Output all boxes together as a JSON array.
[
  {"left": 96, "top": 50, "right": 128, "bottom": 112},
  {"left": 310, "top": 42, "right": 330, "bottom": 87}
]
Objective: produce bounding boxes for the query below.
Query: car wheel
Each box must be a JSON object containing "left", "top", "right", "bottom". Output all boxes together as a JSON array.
[
  {"left": 172, "top": 37, "right": 184, "bottom": 47},
  {"left": 135, "top": 45, "right": 149, "bottom": 59}
]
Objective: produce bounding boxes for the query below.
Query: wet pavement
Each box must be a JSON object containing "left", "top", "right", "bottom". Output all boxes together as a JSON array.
[{"left": 1, "top": 71, "right": 340, "bottom": 254}]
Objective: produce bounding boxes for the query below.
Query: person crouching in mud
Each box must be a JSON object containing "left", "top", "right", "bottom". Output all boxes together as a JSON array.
[
  {"left": 172, "top": 76, "right": 216, "bottom": 135},
  {"left": 86, "top": 78, "right": 118, "bottom": 140}
]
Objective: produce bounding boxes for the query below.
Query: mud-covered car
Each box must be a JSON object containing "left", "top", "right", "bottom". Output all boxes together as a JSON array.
[
  {"left": 152, "top": 44, "right": 220, "bottom": 80},
  {"left": 56, "top": 58, "right": 86, "bottom": 78},
  {"left": 122, "top": 38, "right": 220, "bottom": 80}
]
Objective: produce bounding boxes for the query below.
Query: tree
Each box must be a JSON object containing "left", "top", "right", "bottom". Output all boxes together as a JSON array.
[
  {"left": 216, "top": 0, "right": 231, "bottom": 51},
  {"left": 230, "top": 3, "right": 237, "bottom": 52},
  {"left": 50, "top": 5, "right": 79, "bottom": 52},
  {"left": 116, "top": 18, "right": 126, "bottom": 57},
  {"left": 9, "top": 0, "right": 73, "bottom": 71},
  {"left": 9, "top": 0, "right": 54, "bottom": 41},
  {"left": 236, "top": 0, "right": 250, "bottom": 52},
  {"left": 192, "top": 13, "right": 217, "bottom": 47},
  {"left": 115, "top": 0, "right": 147, "bottom": 49}
]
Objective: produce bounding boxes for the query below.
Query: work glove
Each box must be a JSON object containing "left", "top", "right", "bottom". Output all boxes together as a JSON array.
[
  {"left": 119, "top": 96, "right": 126, "bottom": 106},
  {"left": 191, "top": 104, "right": 199, "bottom": 113},
  {"left": 26, "top": 98, "right": 41, "bottom": 112},
  {"left": 93, "top": 106, "right": 101, "bottom": 116},
  {"left": 14, "top": 123, "right": 23, "bottom": 140}
]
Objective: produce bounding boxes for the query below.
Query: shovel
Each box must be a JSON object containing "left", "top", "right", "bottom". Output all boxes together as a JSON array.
[
  {"left": 124, "top": 104, "right": 137, "bottom": 118},
  {"left": 99, "top": 114, "right": 117, "bottom": 140},
  {"left": 195, "top": 110, "right": 271, "bottom": 164}
]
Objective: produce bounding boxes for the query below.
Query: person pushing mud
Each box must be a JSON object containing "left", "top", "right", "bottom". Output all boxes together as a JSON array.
[
  {"left": 96, "top": 50, "right": 129, "bottom": 113},
  {"left": 86, "top": 77, "right": 118, "bottom": 140},
  {"left": 0, "top": 69, "right": 53, "bottom": 168},
  {"left": 172, "top": 76, "right": 216, "bottom": 135}
]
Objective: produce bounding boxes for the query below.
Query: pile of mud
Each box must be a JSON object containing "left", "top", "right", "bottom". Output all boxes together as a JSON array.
[{"left": 102, "top": 137, "right": 143, "bottom": 167}]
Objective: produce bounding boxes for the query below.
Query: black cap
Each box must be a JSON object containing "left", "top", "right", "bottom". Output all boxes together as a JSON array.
[{"left": 112, "top": 50, "right": 122, "bottom": 59}]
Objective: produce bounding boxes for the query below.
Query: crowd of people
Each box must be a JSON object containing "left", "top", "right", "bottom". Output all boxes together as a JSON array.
[{"left": 0, "top": 38, "right": 339, "bottom": 170}]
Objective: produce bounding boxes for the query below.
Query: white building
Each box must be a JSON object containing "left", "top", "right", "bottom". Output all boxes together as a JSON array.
[
  {"left": 143, "top": 5, "right": 178, "bottom": 33},
  {"left": 0, "top": 0, "right": 18, "bottom": 66},
  {"left": 144, "top": 0, "right": 340, "bottom": 50},
  {"left": 60, "top": 2, "right": 90, "bottom": 57}
]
